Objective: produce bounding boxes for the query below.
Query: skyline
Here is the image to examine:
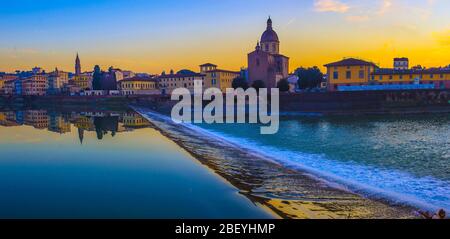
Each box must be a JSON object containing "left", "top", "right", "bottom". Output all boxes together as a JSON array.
[{"left": 1, "top": 0, "right": 449, "bottom": 74}]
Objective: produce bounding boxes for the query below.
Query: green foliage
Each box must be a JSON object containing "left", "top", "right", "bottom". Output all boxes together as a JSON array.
[
  {"left": 295, "top": 66, "right": 324, "bottom": 90},
  {"left": 251, "top": 80, "right": 266, "bottom": 92},
  {"left": 232, "top": 76, "right": 249, "bottom": 90},
  {"left": 276, "top": 78, "right": 290, "bottom": 92},
  {"left": 92, "top": 65, "right": 102, "bottom": 90}
]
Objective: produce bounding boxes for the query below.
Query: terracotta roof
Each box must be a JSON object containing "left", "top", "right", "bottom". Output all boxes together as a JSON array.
[
  {"left": 205, "top": 69, "right": 240, "bottom": 74},
  {"left": 157, "top": 73, "right": 205, "bottom": 79},
  {"left": 272, "top": 54, "right": 289, "bottom": 59},
  {"left": 324, "top": 58, "right": 378, "bottom": 67},
  {"left": 120, "top": 76, "right": 156, "bottom": 82}
]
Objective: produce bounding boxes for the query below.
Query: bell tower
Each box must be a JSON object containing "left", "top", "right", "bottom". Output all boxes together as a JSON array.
[{"left": 75, "top": 53, "right": 81, "bottom": 76}]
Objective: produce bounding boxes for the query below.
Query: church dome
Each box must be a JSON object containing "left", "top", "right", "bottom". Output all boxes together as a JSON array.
[{"left": 261, "top": 17, "right": 279, "bottom": 43}]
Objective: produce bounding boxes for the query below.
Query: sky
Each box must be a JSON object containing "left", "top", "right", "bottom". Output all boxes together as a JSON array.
[{"left": 0, "top": 0, "right": 449, "bottom": 73}]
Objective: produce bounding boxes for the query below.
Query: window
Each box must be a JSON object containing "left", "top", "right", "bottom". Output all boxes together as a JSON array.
[
  {"left": 333, "top": 72, "right": 338, "bottom": 80},
  {"left": 379, "top": 75, "right": 383, "bottom": 80},
  {"left": 389, "top": 75, "right": 393, "bottom": 80},
  {"left": 400, "top": 75, "right": 403, "bottom": 80},
  {"left": 346, "top": 71, "right": 351, "bottom": 79},
  {"left": 359, "top": 70, "right": 365, "bottom": 79},
  {"left": 430, "top": 74, "right": 434, "bottom": 79}
]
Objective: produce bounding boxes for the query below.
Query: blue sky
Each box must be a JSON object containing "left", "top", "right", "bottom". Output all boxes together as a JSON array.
[{"left": 0, "top": 0, "right": 448, "bottom": 73}]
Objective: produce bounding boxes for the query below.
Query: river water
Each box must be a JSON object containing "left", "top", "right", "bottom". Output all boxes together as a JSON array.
[
  {"left": 195, "top": 114, "right": 450, "bottom": 212},
  {"left": 0, "top": 109, "right": 272, "bottom": 219}
]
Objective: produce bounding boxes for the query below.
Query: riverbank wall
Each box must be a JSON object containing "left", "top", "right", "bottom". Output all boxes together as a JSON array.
[{"left": 2, "top": 89, "right": 449, "bottom": 115}]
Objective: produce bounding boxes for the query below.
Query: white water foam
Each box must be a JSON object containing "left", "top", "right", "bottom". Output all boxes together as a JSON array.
[{"left": 135, "top": 107, "right": 450, "bottom": 213}]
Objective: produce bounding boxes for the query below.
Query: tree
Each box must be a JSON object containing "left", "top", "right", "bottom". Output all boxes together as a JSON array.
[
  {"left": 251, "top": 80, "right": 266, "bottom": 92},
  {"left": 277, "top": 78, "right": 290, "bottom": 92},
  {"left": 92, "top": 65, "right": 102, "bottom": 90},
  {"left": 232, "top": 76, "right": 249, "bottom": 90},
  {"left": 295, "top": 67, "right": 324, "bottom": 90}
]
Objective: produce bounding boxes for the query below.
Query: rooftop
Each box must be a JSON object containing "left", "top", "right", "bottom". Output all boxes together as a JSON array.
[
  {"left": 199, "top": 63, "right": 217, "bottom": 67},
  {"left": 157, "top": 73, "right": 205, "bottom": 79},
  {"left": 373, "top": 68, "right": 450, "bottom": 75},
  {"left": 324, "top": 58, "right": 378, "bottom": 68},
  {"left": 120, "top": 76, "right": 156, "bottom": 82},
  {"left": 205, "top": 69, "right": 240, "bottom": 74}
]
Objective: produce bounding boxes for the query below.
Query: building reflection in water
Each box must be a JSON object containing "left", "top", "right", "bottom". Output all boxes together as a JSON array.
[{"left": 0, "top": 109, "right": 152, "bottom": 144}]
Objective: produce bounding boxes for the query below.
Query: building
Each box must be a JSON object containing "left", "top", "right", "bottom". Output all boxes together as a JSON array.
[
  {"left": 371, "top": 68, "right": 450, "bottom": 90},
  {"left": 200, "top": 63, "right": 240, "bottom": 92},
  {"left": 3, "top": 80, "right": 16, "bottom": 95},
  {"left": 325, "top": 58, "right": 450, "bottom": 91},
  {"left": 32, "top": 67, "right": 44, "bottom": 74},
  {"left": 122, "top": 113, "right": 151, "bottom": 128},
  {"left": 122, "top": 71, "right": 136, "bottom": 79},
  {"left": 157, "top": 71, "right": 205, "bottom": 95},
  {"left": 0, "top": 78, "right": 4, "bottom": 95},
  {"left": 22, "top": 74, "right": 48, "bottom": 96},
  {"left": 324, "top": 58, "right": 378, "bottom": 91},
  {"left": 24, "top": 110, "right": 49, "bottom": 129},
  {"left": 14, "top": 79, "right": 23, "bottom": 95},
  {"left": 287, "top": 74, "right": 299, "bottom": 92},
  {"left": 47, "top": 68, "right": 69, "bottom": 94},
  {"left": 394, "top": 57, "right": 409, "bottom": 70},
  {"left": 248, "top": 17, "right": 290, "bottom": 88},
  {"left": 0, "top": 74, "right": 17, "bottom": 95},
  {"left": 118, "top": 76, "right": 159, "bottom": 95},
  {"left": 72, "top": 73, "right": 93, "bottom": 90},
  {"left": 108, "top": 67, "right": 125, "bottom": 82},
  {"left": 75, "top": 53, "right": 82, "bottom": 75},
  {"left": 48, "top": 113, "right": 71, "bottom": 134}
]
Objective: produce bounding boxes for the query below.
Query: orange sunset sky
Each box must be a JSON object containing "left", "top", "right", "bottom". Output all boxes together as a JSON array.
[{"left": 0, "top": 0, "right": 449, "bottom": 74}]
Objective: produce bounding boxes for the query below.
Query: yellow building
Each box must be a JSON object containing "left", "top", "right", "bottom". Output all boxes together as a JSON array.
[
  {"left": 0, "top": 79, "right": 4, "bottom": 94},
  {"left": 122, "top": 113, "right": 150, "bottom": 128},
  {"left": 73, "top": 116, "right": 95, "bottom": 131},
  {"left": 158, "top": 71, "right": 205, "bottom": 95},
  {"left": 0, "top": 74, "right": 17, "bottom": 95},
  {"left": 48, "top": 115, "right": 71, "bottom": 134},
  {"left": 48, "top": 68, "right": 69, "bottom": 93},
  {"left": 118, "top": 76, "right": 159, "bottom": 95},
  {"left": 200, "top": 63, "right": 240, "bottom": 92},
  {"left": 371, "top": 68, "right": 450, "bottom": 89},
  {"left": 0, "top": 112, "right": 5, "bottom": 122},
  {"left": 72, "top": 73, "right": 92, "bottom": 90},
  {"left": 324, "top": 58, "right": 378, "bottom": 91},
  {"left": 325, "top": 58, "right": 450, "bottom": 91}
]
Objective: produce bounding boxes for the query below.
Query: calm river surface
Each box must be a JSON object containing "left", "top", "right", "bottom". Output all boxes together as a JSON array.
[{"left": 0, "top": 109, "right": 272, "bottom": 219}]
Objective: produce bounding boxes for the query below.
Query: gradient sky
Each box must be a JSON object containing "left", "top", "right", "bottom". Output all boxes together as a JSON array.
[{"left": 0, "top": 0, "right": 449, "bottom": 73}]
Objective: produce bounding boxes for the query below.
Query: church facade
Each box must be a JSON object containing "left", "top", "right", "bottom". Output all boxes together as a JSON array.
[{"left": 248, "top": 17, "right": 289, "bottom": 88}]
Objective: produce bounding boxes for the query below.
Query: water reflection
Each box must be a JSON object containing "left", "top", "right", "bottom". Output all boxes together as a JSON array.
[{"left": 0, "top": 109, "right": 152, "bottom": 144}]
